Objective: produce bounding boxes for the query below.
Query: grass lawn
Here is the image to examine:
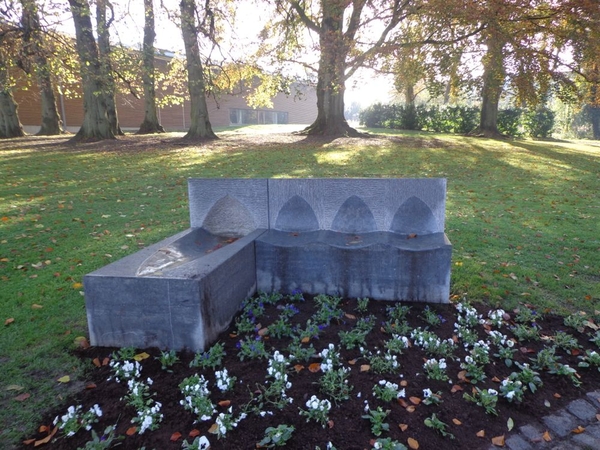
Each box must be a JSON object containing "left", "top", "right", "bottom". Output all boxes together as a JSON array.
[{"left": 0, "top": 127, "right": 598, "bottom": 447}]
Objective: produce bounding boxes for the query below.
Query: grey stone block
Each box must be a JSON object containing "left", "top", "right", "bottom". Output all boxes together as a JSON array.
[
  {"left": 519, "top": 424, "right": 545, "bottom": 442},
  {"left": 85, "top": 228, "right": 263, "bottom": 351},
  {"left": 542, "top": 410, "right": 578, "bottom": 438},
  {"left": 572, "top": 432, "right": 600, "bottom": 448},
  {"left": 585, "top": 391, "right": 600, "bottom": 411},
  {"left": 506, "top": 434, "right": 533, "bottom": 450},
  {"left": 567, "top": 399, "right": 599, "bottom": 422},
  {"left": 583, "top": 422, "right": 600, "bottom": 439}
]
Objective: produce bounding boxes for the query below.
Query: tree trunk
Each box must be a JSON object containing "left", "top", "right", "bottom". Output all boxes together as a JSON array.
[
  {"left": 96, "top": 0, "right": 123, "bottom": 136},
  {"left": 472, "top": 23, "right": 506, "bottom": 137},
  {"left": 0, "top": 61, "right": 25, "bottom": 139},
  {"left": 300, "top": 1, "right": 360, "bottom": 137},
  {"left": 20, "top": 0, "right": 64, "bottom": 135},
  {"left": 137, "top": 0, "right": 165, "bottom": 134},
  {"left": 179, "top": 0, "right": 217, "bottom": 140},
  {"left": 68, "top": 0, "right": 114, "bottom": 142}
]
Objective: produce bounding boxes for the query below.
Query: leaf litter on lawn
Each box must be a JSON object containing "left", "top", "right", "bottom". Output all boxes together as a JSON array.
[{"left": 21, "top": 294, "right": 600, "bottom": 450}]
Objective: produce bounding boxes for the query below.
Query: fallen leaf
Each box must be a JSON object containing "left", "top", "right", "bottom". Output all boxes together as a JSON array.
[
  {"left": 407, "top": 233, "right": 418, "bottom": 239},
  {"left": 31, "top": 304, "right": 43, "bottom": 309},
  {"left": 38, "top": 425, "right": 49, "bottom": 434},
  {"left": 596, "top": 414, "right": 600, "bottom": 421},
  {"left": 5, "top": 384, "right": 24, "bottom": 391},
  {"left": 170, "top": 432, "right": 182, "bottom": 442},
  {"left": 344, "top": 313, "right": 356, "bottom": 320},
  {"left": 92, "top": 358, "right": 101, "bottom": 368},
  {"left": 451, "top": 384, "right": 463, "bottom": 393},
  {"left": 301, "top": 336, "right": 310, "bottom": 344},
  {"left": 406, "top": 405, "right": 416, "bottom": 413},
  {"left": 491, "top": 376, "right": 501, "bottom": 383},
  {"left": 400, "top": 380, "right": 408, "bottom": 387},
  {"left": 15, "top": 393, "right": 31, "bottom": 402},
  {"left": 34, "top": 426, "right": 57, "bottom": 446},
  {"left": 571, "top": 348, "right": 580, "bottom": 356},
  {"left": 208, "top": 423, "right": 219, "bottom": 434},
  {"left": 133, "top": 352, "right": 150, "bottom": 361},
  {"left": 327, "top": 420, "right": 334, "bottom": 429},
  {"left": 457, "top": 370, "right": 469, "bottom": 382},
  {"left": 398, "top": 399, "right": 408, "bottom": 408},
  {"left": 542, "top": 431, "right": 552, "bottom": 442},
  {"left": 544, "top": 400, "right": 551, "bottom": 407},
  {"left": 72, "top": 282, "right": 83, "bottom": 289},
  {"left": 399, "top": 423, "right": 408, "bottom": 432},
  {"left": 126, "top": 426, "right": 137, "bottom": 436},
  {"left": 57, "top": 375, "right": 70, "bottom": 383},
  {"left": 308, "top": 363, "right": 321, "bottom": 373},
  {"left": 476, "top": 430, "right": 485, "bottom": 438},
  {"left": 86, "top": 383, "right": 97, "bottom": 389},
  {"left": 293, "top": 364, "right": 305, "bottom": 373},
  {"left": 360, "top": 364, "right": 370, "bottom": 372},
  {"left": 507, "top": 417, "right": 514, "bottom": 431},
  {"left": 407, "top": 437, "right": 419, "bottom": 449},
  {"left": 102, "top": 357, "right": 110, "bottom": 366},
  {"left": 348, "top": 359, "right": 357, "bottom": 365},
  {"left": 553, "top": 393, "right": 562, "bottom": 398},
  {"left": 23, "top": 438, "right": 35, "bottom": 445},
  {"left": 491, "top": 435, "right": 505, "bottom": 446},
  {"left": 409, "top": 396, "right": 421, "bottom": 405},
  {"left": 453, "top": 418, "right": 462, "bottom": 425},
  {"left": 258, "top": 327, "right": 269, "bottom": 336},
  {"left": 189, "top": 429, "right": 200, "bottom": 437},
  {"left": 571, "top": 426, "right": 585, "bottom": 434},
  {"left": 74, "top": 336, "right": 89, "bottom": 349},
  {"left": 5, "top": 317, "right": 15, "bottom": 326},
  {"left": 218, "top": 400, "right": 231, "bottom": 407}
]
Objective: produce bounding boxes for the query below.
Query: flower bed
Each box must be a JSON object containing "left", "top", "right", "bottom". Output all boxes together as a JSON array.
[{"left": 24, "top": 293, "right": 600, "bottom": 449}]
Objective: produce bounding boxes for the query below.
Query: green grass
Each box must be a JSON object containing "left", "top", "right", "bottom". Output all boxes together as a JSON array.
[{"left": 1, "top": 127, "right": 599, "bottom": 447}]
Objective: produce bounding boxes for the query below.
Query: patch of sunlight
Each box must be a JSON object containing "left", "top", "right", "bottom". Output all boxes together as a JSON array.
[{"left": 315, "top": 150, "right": 355, "bottom": 165}]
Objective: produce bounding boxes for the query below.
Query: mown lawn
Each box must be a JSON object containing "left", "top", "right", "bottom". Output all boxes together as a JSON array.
[{"left": 0, "top": 127, "right": 598, "bottom": 448}]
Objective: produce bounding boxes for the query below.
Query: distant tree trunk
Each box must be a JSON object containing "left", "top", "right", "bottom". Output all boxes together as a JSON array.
[
  {"left": 472, "top": 23, "right": 506, "bottom": 137},
  {"left": 68, "top": 0, "right": 114, "bottom": 142},
  {"left": 0, "top": 62, "right": 25, "bottom": 138},
  {"left": 179, "top": 0, "right": 217, "bottom": 140},
  {"left": 96, "top": 0, "right": 123, "bottom": 136},
  {"left": 20, "top": 0, "right": 64, "bottom": 135},
  {"left": 300, "top": 1, "right": 359, "bottom": 137},
  {"left": 137, "top": 0, "right": 165, "bottom": 134}
]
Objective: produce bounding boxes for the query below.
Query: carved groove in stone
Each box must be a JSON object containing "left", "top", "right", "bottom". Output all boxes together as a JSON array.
[
  {"left": 391, "top": 196, "right": 437, "bottom": 234},
  {"left": 331, "top": 195, "right": 377, "bottom": 233},
  {"left": 203, "top": 195, "right": 256, "bottom": 237},
  {"left": 274, "top": 195, "right": 319, "bottom": 231}
]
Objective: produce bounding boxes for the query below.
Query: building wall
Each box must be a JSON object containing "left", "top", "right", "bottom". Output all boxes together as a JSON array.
[{"left": 13, "top": 60, "right": 318, "bottom": 133}]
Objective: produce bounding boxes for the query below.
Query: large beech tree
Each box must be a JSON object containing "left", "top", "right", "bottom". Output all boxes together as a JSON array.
[
  {"left": 20, "top": 0, "right": 63, "bottom": 135},
  {"left": 137, "top": 0, "right": 164, "bottom": 134},
  {"left": 68, "top": 0, "right": 114, "bottom": 141},
  {"left": 0, "top": 21, "right": 25, "bottom": 138},
  {"left": 179, "top": 0, "right": 217, "bottom": 140}
]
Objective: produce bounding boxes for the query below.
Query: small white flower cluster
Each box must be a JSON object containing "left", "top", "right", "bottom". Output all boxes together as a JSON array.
[
  {"left": 455, "top": 302, "right": 484, "bottom": 328},
  {"left": 423, "top": 357, "right": 449, "bottom": 381},
  {"left": 135, "top": 401, "right": 163, "bottom": 434},
  {"left": 265, "top": 350, "right": 293, "bottom": 405},
  {"left": 470, "top": 340, "right": 491, "bottom": 364},
  {"left": 487, "top": 309, "right": 506, "bottom": 327},
  {"left": 392, "top": 334, "right": 410, "bottom": 349},
  {"left": 214, "top": 406, "right": 246, "bottom": 438},
  {"left": 108, "top": 360, "right": 141, "bottom": 383},
  {"left": 215, "top": 368, "right": 236, "bottom": 392},
  {"left": 499, "top": 378, "right": 524, "bottom": 402},
  {"left": 126, "top": 377, "right": 163, "bottom": 433},
  {"left": 410, "top": 328, "right": 455, "bottom": 356},
  {"left": 179, "top": 374, "right": 215, "bottom": 421},
  {"left": 424, "top": 358, "right": 447, "bottom": 370},
  {"left": 306, "top": 394, "right": 332, "bottom": 413},
  {"left": 372, "top": 379, "right": 405, "bottom": 402},
  {"left": 53, "top": 404, "right": 103, "bottom": 437},
  {"left": 300, "top": 394, "right": 332, "bottom": 427},
  {"left": 319, "top": 344, "right": 341, "bottom": 372}
]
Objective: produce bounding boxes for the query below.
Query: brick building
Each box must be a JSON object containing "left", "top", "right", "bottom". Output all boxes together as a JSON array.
[{"left": 13, "top": 55, "right": 318, "bottom": 134}]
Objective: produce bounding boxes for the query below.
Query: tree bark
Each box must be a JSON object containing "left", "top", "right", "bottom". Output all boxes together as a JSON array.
[
  {"left": 0, "top": 60, "right": 25, "bottom": 139},
  {"left": 472, "top": 23, "right": 506, "bottom": 137},
  {"left": 96, "top": 0, "right": 123, "bottom": 136},
  {"left": 137, "top": 0, "right": 165, "bottom": 134},
  {"left": 299, "top": 0, "right": 360, "bottom": 137},
  {"left": 68, "top": 0, "right": 115, "bottom": 142},
  {"left": 179, "top": 0, "right": 217, "bottom": 140},
  {"left": 20, "top": 0, "right": 64, "bottom": 135}
]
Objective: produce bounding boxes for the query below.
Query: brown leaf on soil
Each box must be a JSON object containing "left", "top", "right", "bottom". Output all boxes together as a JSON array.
[
  {"left": 457, "top": 370, "right": 469, "bottom": 382},
  {"left": 571, "top": 348, "right": 580, "bottom": 356},
  {"left": 491, "top": 435, "right": 505, "bottom": 446},
  {"left": 451, "top": 384, "right": 463, "bottom": 393},
  {"left": 189, "top": 429, "right": 201, "bottom": 437},
  {"left": 398, "top": 399, "right": 408, "bottom": 408},
  {"left": 258, "top": 327, "right": 269, "bottom": 336},
  {"left": 85, "top": 383, "right": 97, "bottom": 389},
  {"left": 229, "top": 333, "right": 237, "bottom": 338},
  {"left": 34, "top": 426, "right": 57, "bottom": 446},
  {"left": 133, "top": 352, "right": 150, "bottom": 361},
  {"left": 126, "top": 427, "right": 137, "bottom": 436},
  {"left": 327, "top": 420, "right": 334, "bottom": 429},
  {"left": 400, "top": 380, "right": 408, "bottom": 387},
  {"left": 92, "top": 357, "right": 101, "bottom": 368},
  {"left": 453, "top": 418, "right": 462, "bottom": 425},
  {"left": 38, "top": 426, "right": 49, "bottom": 434},
  {"left": 406, "top": 405, "right": 416, "bottom": 413},
  {"left": 218, "top": 400, "right": 231, "bottom": 407},
  {"left": 553, "top": 393, "right": 561, "bottom": 398},
  {"left": 399, "top": 423, "right": 408, "bottom": 432},
  {"left": 301, "top": 336, "right": 310, "bottom": 343},
  {"left": 542, "top": 431, "right": 552, "bottom": 442},
  {"left": 344, "top": 313, "right": 356, "bottom": 320},
  {"left": 102, "top": 357, "right": 110, "bottom": 366},
  {"left": 476, "top": 430, "right": 485, "bottom": 438},
  {"left": 409, "top": 396, "right": 421, "bottom": 405},
  {"left": 571, "top": 426, "right": 585, "bottom": 434},
  {"left": 294, "top": 364, "right": 305, "bottom": 373},
  {"left": 491, "top": 376, "right": 501, "bottom": 383},
  {"left": 360, "top": 364, "right": 370, "bottom": 372},
  {"left": 15, "top": 393, "right": 30, "bottom": 402},
  {"left": 5, "top": 317, "right": 15, "bottom": 326},
  {"left": 74, "top": 336, "right": 89, "bottom": 349},
  {"left": 170, "top": 432, "right": 182, "bottom": 442},
  {"left": 308, "top": 363, "right": 321, "bottom": 373},
  {"left": 208, "top": 423, "right": 219, "bottom": 434},
  {"left": 348, "top": 359, "right": 357, "bottom": 365},
  {"left": 407, "top": 437, "right": 419, "bottom": 449}
]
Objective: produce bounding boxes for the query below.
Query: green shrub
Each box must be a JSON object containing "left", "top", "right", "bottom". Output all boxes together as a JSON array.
[
  {"left": 524, "top": 106, "right": 555, "bottom": 138},
  {"left": 497, "top": 108, "right": 524, "bottom": 136}
]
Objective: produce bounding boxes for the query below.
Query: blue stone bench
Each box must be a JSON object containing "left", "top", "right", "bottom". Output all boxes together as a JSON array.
[{"left": 84, "top": 178, "right": 451, "bottom": 351}]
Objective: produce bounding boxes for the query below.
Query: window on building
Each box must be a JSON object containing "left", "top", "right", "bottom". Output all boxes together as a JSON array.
[{"left": 229, "top": 108, "right": 288, "bottom": 125}]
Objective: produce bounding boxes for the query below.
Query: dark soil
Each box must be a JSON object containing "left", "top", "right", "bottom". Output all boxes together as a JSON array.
[{"left": 21, "top": 296, "right": 600, "bottom": 450}]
